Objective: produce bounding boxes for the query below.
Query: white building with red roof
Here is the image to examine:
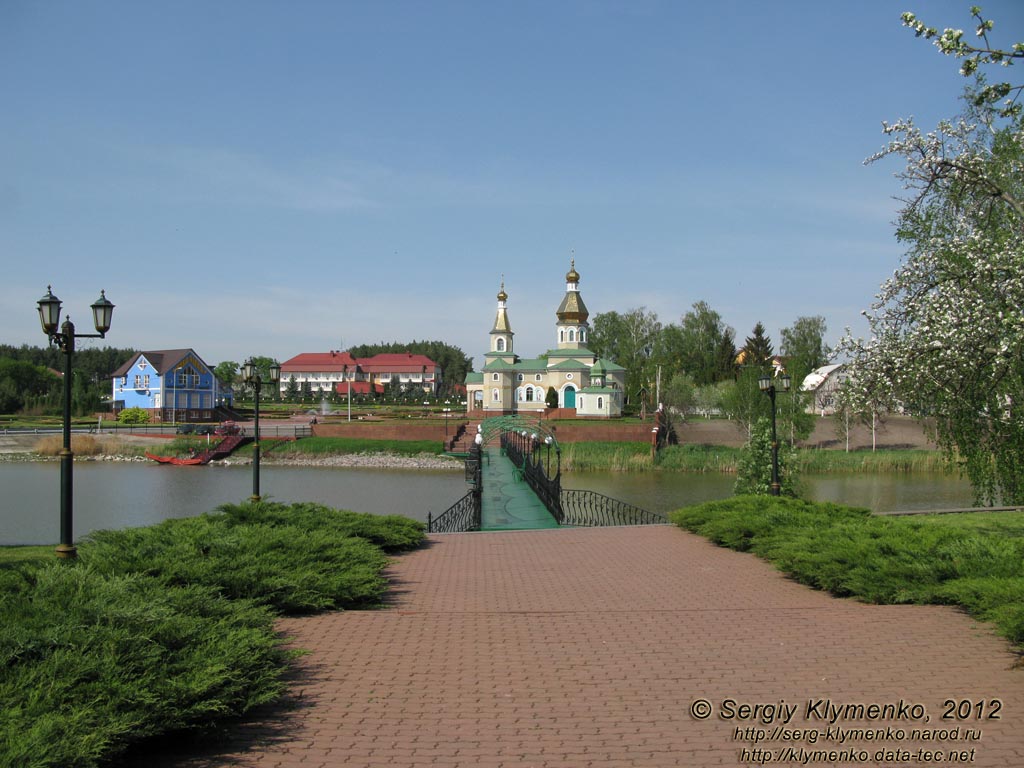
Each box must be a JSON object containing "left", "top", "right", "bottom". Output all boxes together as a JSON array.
[{"left": 279, "top": 350, "right": 441, "bottom": 397}]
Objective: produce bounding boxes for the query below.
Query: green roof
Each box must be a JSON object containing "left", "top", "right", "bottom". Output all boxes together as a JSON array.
[
  {"left": 483, "top": 358, "right": 517, "bottom": 371},
  {"left": 465, "top": 372, "right": 484, "bottom": 384},
  {"left": 548, "top": 358, "right": 590, "bottom": 371},
  {"left": 545, "top": 347, "right": 596, "bottom": 359}
]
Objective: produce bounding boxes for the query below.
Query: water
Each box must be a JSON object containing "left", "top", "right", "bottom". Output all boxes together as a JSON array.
[
  {"left": 0, "top": 462, "right": 977, "bottom": 546},
  {"left": 0, "top": 462, "right": 466, "bottom": 546}
]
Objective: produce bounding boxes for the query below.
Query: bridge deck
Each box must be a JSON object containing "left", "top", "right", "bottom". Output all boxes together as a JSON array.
[{"left": 480, "top": 447, "right": 559, "bottom": 530}]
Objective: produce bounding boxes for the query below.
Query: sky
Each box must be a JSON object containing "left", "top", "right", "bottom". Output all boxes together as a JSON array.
[{"left": 3, "top": 0, "right": 1022, "bottom": 370}]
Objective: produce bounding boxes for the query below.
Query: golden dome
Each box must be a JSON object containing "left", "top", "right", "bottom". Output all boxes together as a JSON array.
[
  {"left": 497, "top": 278, "right": 507, "bottom": 302},
  {"left": 565, "top": 258, "right": 580, "bottom": 284}
]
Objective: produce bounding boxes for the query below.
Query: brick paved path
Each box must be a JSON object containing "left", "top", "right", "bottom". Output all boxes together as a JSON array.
[{"left": 149, "top": 526, "right": 1024, "bottom": 767}]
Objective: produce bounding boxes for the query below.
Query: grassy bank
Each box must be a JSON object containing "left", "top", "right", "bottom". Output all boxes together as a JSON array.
[
  {"left": 670, "top": 497, "right": 1024, "bottom": 651},
  {"left": 0, "top": 501, "right": 425, "bottom": 768},
  {"left": 558, "top": 442, "right": 948, "bottom": 474},
  {"left": 264, "top": 436, "right": 444, "bottom": 458}
]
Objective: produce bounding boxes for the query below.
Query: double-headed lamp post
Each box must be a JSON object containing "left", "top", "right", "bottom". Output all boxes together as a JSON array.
[
  {"left": 37, "top": 286, "right": 115, "bottom": 558},
  {"left": 242, "top": 357, "right": 281, "bottom": 502},
  {"left": 757, "top": 371, "right": 792, "bottom": 497}
]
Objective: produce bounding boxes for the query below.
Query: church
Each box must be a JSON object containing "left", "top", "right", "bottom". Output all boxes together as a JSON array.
[{"left": 465, "top": 261, "right": 626, "bottom": 417}]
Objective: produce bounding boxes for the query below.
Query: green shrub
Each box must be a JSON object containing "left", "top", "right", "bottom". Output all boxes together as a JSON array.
[
  {"left": 81, "top": 513, "right": 390, "bottom": 614},
  {"left": 218, "top": 501, "right": 425, "bottom": 552},
  {"left": 0, "top": 564, "right": 287, "bottom": 768},
  {"left": 117, "top": 406, "right": 150, "bottom": 425}
]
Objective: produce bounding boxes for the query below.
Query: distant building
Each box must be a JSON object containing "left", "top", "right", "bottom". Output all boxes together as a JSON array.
[
  {"left": 279, "top": 351, "right": 441, "bottom": 397},
  {"left": 112, "top": 349, "right": 232, "bottom": 422},
  {"left": 800, "top": 363, "right": 848, "bottom": 415},
  {"left": 464, "top": 261, "right": 626, "bottom": 417}
]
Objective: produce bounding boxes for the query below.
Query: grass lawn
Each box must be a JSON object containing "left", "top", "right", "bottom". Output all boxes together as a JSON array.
[{"left": 670, "top": 496, "right": 1024, "bottom": 653}]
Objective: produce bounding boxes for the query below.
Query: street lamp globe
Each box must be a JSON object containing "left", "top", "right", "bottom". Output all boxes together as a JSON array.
[
  {"left": 90, "top": 290, "right": 115, "bottom": 334},
  {"left": 37, "top": 287, "right": 62, "bottom": 335},
  {"left": 758, "top": 373, "right": 772, "bottom": 392}
]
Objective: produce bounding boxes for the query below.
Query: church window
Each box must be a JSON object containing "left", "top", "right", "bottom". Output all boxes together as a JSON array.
[
  {"left": 568, "top": 329, "right": 575, "bottom": 342},
  {"left": 525, "top": 387, "right": 534, "bottom": 402},
  {"left": 581, "top": 329, "right": 587, "bottom": 342},
  {"left": 559, "top": 330, "right": 564, "bottom": 342},
  {"left": 492, "top": 373, "right": 499, "bottom": 381},
  {"left": 496, "top": 338, "right": 505, "bottom": 352},
  {"left": 517, "top": 373, "right": 524, "bottom": 381},
  {"left": 492, "top": 389, "right": 499, "bottom": 402},
  {"left": 598, "top": 397, "right": 604, "bottom": 409},
  {"left": 566, "top": 373, "right": 574, "bottom": 380},
  {"left": 535, "top": 374, "right": 542, "bottom": 381}
]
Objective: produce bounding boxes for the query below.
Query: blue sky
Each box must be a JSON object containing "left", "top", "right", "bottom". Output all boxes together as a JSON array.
[{"left": 3, "top": 1, "right": 1021, "bottom": 369}]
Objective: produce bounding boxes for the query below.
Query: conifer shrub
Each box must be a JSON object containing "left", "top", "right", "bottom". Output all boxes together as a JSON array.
[
  {"left": 82, "top": 513, "right": 390, "bottom": 614},
  {"left": 0, "top": 564, "right": 287, "bottom": 768},
  {"left": 217, "top": 501, "right": 425, "bottom": 552}
]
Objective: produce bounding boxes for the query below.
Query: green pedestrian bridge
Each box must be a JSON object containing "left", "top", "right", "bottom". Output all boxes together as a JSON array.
[{"left": 428, "top": 416, "right": 666, "bottom": 533}]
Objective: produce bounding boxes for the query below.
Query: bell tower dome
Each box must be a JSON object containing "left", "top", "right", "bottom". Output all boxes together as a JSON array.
[
  {"left": 555, "top": 258, "right": 590, "bottom": 350},
  {"left": 490, "top": 278, "right": 515, "bottom": 358}
]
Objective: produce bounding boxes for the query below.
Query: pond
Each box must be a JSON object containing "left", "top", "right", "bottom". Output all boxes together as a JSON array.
[{"left": 0, "top": 461, "right": 977, "bottom": 546}]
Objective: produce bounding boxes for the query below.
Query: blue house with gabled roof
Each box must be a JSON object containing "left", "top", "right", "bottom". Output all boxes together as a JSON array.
[{"left": 111, "top": 349, "right": 232, "bottom": 422}]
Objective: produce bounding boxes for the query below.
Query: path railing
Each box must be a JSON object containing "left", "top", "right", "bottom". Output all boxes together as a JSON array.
[
  {"left": 427, "top": 490, "right": 481, "bottom": 533},
  {"left": 502, "top": 433, "right": 562, "bottom": 523},
  {"left": 559, "top": 489, "right": 667, "bottom": 527}
]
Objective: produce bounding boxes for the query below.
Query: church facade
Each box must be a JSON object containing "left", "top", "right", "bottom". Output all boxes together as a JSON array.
[{"left": 465, "top": 262, "right": 625, "bottom": 418}]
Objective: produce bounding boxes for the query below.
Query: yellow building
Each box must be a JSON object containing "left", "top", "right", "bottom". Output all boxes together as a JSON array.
[{"left": 465, "top": 261, "right": 625, "bottom": 417}]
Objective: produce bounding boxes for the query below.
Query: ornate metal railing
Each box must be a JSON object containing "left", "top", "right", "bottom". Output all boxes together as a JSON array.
[
  {"left": 559, "top": 489, "right": 667, "bottom": 527},
  {"left": 427, "top": 489, "right": 481, "bottom": 533},
  {"left": 502, "top": 433, "right": 563, "bottom": 524}
]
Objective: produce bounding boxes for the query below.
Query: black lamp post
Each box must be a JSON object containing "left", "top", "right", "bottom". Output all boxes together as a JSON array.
[
  {"left": 757, "top": 371, "right": 792, "bottom": 496},
  {"left": 37, "top": 286, "right": 115, "bottom": 558},
  {"left": 242, "top": 357, "right": 281, "bottom": 502}
]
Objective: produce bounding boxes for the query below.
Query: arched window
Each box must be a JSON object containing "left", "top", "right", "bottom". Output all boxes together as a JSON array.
[
  {"left": 597, "top": 397, "right": 604, "bottom": 410},
  {"left": 525, "top": 387, "right": 534, "bottom": 402},
  {"left": 492, "top": 373, "right": 499, "bottom": 381},
  {"left": 496, "top": 338, "right": 505, "bottom": 352},
  {"left": 492, "top": 389, "right": 499, "bottom": 402},
  {"left": 559, "top": 330, "right": 565, "bottom": 342},
  {"left": 568, "top": 329, "right": 575, "bottom": 342},
  {"left": 581, "top": 329, "right": 587, "bottom": 342}
]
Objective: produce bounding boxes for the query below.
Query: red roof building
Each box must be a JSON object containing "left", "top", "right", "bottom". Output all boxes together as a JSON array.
[{"left": 279, "top": 351, "right": 441, "bottom": 397}]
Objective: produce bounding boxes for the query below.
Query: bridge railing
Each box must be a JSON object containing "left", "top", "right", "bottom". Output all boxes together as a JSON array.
[
  {"left": 502, "top": 433, "right": 563, "bottom": 524},
  {"left": 427, "top": 489, "right": 481, "bottom": 533},
  {"left": 559, "top": 488, "right": 667, "bottom": 527}
]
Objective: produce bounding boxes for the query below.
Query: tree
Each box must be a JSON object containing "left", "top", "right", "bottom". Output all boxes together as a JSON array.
[
  {"left": 739, "top": 323, "right": 773, "bottom": 371},
  {"left": 780, "top": 316, "right": 830, "bottom": 383},
  {"left": 657, "top": 301, "right": 737, "bottom": 386},
  {"left": 545, "top": 386, "right": 559, "bottom": 409},
  {"left": 214, "top": 361, "right": 239, "bottom": 388},
  {"left": 589, "top": 308, "right": 662, "bottom": 396},
  {"left": 839, "top": 7, "right": 1024, "bottom": 504},
  {"left": 734, "top": 417, "right": 799, "bottom": 497}
]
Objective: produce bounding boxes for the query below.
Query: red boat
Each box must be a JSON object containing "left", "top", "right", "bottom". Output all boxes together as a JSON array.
[
  {"left": 145, "top": 434, "right": 249, "bottom": 466},
  {"left": 145, "top": 452, "right": 205, "bottom": 466}
]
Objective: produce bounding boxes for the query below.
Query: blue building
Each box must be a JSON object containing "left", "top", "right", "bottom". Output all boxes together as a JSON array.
[{"left": 112, "top": 349, "right": 232, "bottom": 422}]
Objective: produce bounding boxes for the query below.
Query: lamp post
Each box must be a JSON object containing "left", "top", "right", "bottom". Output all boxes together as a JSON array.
[
  {"left": 37, "top": 286, "right": 115, "bottom": 558},
  {"left": 242, "top": 357, "right": 281, "bottom": 502},
  {"left": 757, "top": 371, "right": 792, "bottom": 496}
]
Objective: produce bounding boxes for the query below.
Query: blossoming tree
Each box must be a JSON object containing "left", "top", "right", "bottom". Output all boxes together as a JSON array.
[{"left": 839, "top": 7, "right": 1024, "bottom": 504}]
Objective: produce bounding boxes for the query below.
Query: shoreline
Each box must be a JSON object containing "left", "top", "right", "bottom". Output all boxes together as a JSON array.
[{"left": 0, "top": 450, "right": 463, "bottom": 471}]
